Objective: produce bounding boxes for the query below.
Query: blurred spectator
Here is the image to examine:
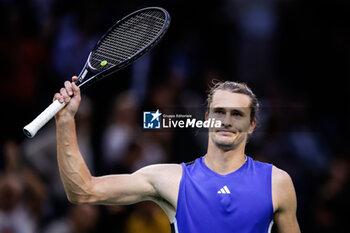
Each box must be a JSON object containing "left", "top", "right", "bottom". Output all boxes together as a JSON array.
[
  {"left": 0, "top": 173, "right": 36, "bottom": 233},
  {"left": 133, "top": 132, "right": 169, "bottom": 171},
  {"left": 100, "top": 91, "right": 140, "bottom": 172},
  {"left": 310, "top": 156, "right": 350, "bottom": 233},
  {"left": 50, "top": 12, "right": 98, "bottom": 81},
  {"left": 0, "top": 140, "right": 47, "bottom": 233},
  {"left": 130, "top": 53, "right": 153, "bottom": 103},
  {"left": 43, "top": 204, "right": 100, "bottom": 233},
  {"left": 123, "top": 201, "right": 170, "bottom": 233},
  {"left": 101, "top": 90, "right": 169, "bottom": 173},
  {"left": 0, "top": 0, "right": 47, "bottom": 104}
]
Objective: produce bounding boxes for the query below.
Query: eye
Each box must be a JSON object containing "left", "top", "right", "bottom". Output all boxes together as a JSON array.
[
  {"left": 232, "top": 110, "right": 243, "bottom": 117},
  {"left": 214, "top": 109, "right": 225, "bottom": 115}
]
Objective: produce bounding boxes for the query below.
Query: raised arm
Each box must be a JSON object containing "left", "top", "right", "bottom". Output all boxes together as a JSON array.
[
  {"left": 54, "top": 77, "right": 182, "bottom": 220},
  {"left": 272, "top": 166, "right": 301, "bottom": 233},
  {"left": 54, "top": 77, "right": 154, "bottom": 205}
]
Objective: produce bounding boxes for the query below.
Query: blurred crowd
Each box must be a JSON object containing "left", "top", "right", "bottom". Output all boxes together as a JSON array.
[{"left": 0, "top": 0, "right": 349, "bottom": 233}]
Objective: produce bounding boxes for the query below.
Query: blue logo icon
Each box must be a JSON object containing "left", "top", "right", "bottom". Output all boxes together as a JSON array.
[{"left": 143, "top": 110, "right": 162, "bottom": 129}]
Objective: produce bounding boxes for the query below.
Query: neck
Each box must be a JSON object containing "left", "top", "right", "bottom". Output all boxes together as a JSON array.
[{"left": 205, "top": 140, "right": 247, "bottom": 175}]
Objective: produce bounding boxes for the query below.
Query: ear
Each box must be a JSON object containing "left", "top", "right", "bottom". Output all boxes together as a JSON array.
[
  {"left": 205, "top": 111, "right": 208, "bottom": 121},
  {"left": 248, "top": 118, "right": 256, "bottom": 134}
]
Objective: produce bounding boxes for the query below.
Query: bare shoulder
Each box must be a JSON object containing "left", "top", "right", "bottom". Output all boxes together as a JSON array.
[
  {"left": 272, "top": 166, "right": 293, "bottom": 187},
  {"left": 135, "top": 163, "right": 183, "bottom": 180},
  {"left": 137, "top": 163, "right": 183, "bottom": 196},
  {"left": 271, "top": 166, "right": 297, "bottom": 212},
  {"left": 134, "top": 163, "right": 183, "bottom": 221}
]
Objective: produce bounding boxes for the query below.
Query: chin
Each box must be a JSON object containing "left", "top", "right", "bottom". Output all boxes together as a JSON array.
[
  {"left": 215, "top": 142, "right": 236, "bottom": 151},
  {"left": 213, "top": 137, "right": 236, "bottom": 150}
]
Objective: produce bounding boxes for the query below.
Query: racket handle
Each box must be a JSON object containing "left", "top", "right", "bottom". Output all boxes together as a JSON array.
[{"left": 23, "top": 100, "right": 67, "bottom": 138}]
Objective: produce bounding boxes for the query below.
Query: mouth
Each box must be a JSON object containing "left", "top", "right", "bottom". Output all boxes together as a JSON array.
[{"left": 216, "top": 129, "right": 235, "bottom": 136}]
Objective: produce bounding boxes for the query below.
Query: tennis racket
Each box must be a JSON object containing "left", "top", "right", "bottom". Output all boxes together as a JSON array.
[{"left": 23, "top": 7, "right": 170, "bottom": 138}]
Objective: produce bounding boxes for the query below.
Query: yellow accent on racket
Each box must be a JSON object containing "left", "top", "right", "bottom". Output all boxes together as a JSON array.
[{"left": 100, "top": 60, "right": 108, "bottom": 66}]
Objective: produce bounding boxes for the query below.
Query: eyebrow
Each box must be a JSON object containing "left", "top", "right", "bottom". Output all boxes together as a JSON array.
[
  {"left": 231, "top": 108, "right": 245, "bottom": 115},
  {"left": 212, "top": 107, "right": 224, "bottom": 111},
  {"left": 211, "top": 107, "right": 246, "bottom": 114}
]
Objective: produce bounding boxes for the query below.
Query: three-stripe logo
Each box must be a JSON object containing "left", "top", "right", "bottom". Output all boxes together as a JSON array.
[{"left": 217, "top": 185, "right": 231, "bottom": 194}]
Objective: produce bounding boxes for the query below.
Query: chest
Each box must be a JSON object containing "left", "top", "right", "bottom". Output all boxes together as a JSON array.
[
  {"left": 183, "top": 173, "right": 272, "bottom": 215},
  {"left": 175, "top": 168, "right": 273, "bottom": 233}
]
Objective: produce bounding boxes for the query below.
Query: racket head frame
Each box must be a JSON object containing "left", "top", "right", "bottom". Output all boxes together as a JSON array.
[{"left": 76, "top": 6, "right": 171, "bottom": 88}]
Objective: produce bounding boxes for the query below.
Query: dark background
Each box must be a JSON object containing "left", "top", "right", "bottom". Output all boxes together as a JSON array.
[{"left": 0, "top": 0, "right": 349, "bottom": 232}]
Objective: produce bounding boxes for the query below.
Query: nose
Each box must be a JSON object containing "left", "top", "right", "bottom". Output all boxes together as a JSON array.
[{"left": 221, "top": 112, "right": 232, "bottom": 128}]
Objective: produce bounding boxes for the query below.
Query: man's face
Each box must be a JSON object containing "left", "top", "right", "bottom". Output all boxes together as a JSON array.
[{"left": 207, "top": 90, "right": 256, "bottom": 151}]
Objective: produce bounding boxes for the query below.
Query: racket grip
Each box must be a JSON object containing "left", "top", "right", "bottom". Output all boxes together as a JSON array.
[{"left": 23, "top": 100, "right": 67, "bottom": 138}]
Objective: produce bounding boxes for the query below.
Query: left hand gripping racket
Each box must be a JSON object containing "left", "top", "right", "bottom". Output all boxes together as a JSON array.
[{"left": 23, "top": 7, "right": 170, "bottom": 138}]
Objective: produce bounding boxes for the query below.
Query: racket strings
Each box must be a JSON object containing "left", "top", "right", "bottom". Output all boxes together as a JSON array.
[
  {"left": 90, "top": 10, "right": 166, "bottom": 70},
  {"left": 103, "top": 13, "right": 163, "bottom": 59}
]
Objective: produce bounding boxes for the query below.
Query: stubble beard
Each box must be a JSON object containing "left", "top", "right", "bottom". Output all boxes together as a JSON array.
[{"left": 212, "top": 132, "right": 246, "bottom": 152}]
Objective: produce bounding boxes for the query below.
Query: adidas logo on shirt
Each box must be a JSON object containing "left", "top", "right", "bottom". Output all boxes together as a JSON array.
[{"left": 217, "top": 185, "right": 231, "bottom": 194}]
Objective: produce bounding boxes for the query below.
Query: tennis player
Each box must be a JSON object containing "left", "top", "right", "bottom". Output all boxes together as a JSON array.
[{"left": 54, "top": 76, "right": 300, "bottom": 233}]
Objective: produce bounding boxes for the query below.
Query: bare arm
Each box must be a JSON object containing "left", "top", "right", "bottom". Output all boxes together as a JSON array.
[
  {"left": 272, "top": 166, "right": 301, "bottom": 233},
  {"left": 54, "top": 77, "right": 156, "bottom": 205}
]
